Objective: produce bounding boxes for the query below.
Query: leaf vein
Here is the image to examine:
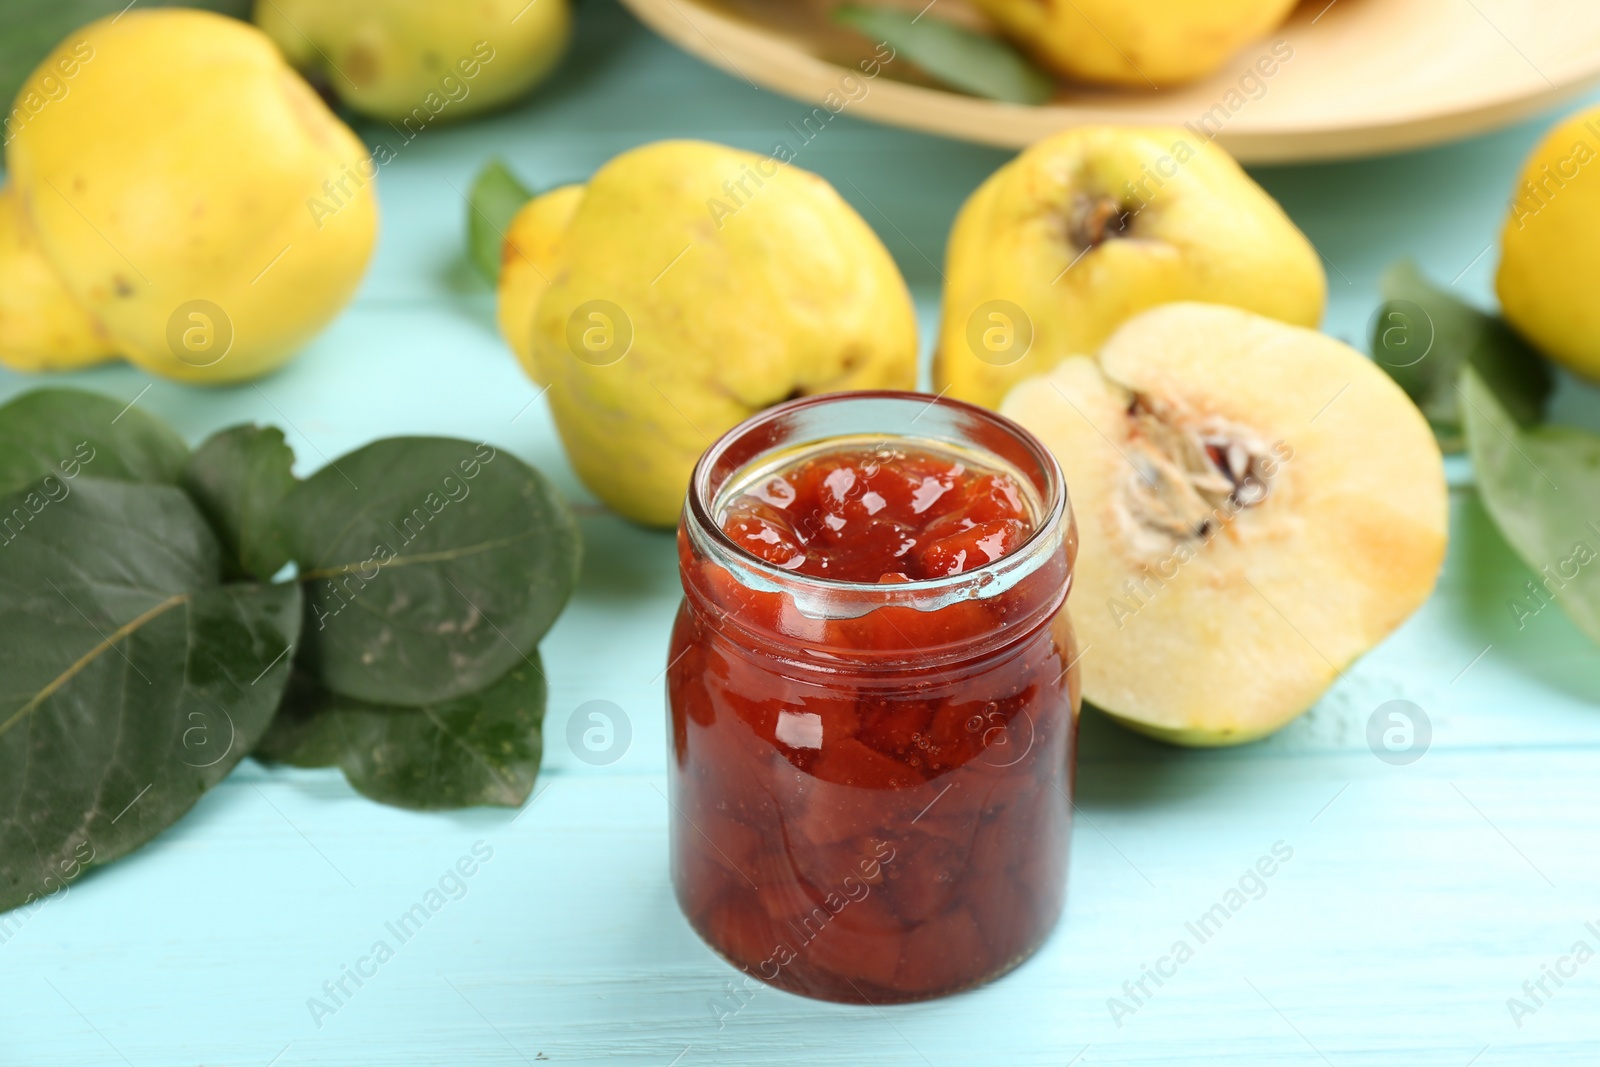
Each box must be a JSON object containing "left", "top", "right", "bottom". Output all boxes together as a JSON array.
[{"left": 0, "top": 593, "right": 189, "bottom": 739}]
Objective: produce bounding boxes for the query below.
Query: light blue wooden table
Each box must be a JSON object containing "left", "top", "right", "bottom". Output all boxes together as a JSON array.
[{"left": 4, "top": 3, "right": 1600, "bottom": 1063}]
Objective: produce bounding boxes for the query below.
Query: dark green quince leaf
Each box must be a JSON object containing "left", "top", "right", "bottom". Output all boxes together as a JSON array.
[
  {"left": 256, "top": 658, "right": 545, "bottom": 810},
  {"left": 1371, "top": 260, "right": 1553, "bottom": 452},
  {"left": 182, "top": 424, "right": 297, "bottom": 581},
  {"left": 467, "top": 158, "right": 534, "bottom": 283},
  {"left": 0, "top": 477, "right": 300, "bottom": 915},
  {"left": 833, "top": 5, "right": 1053, "bottom": 105},
  {"left": 277, "top": 437, "right": 580, "bottom": 706},
  {"left": 0, "top": 387, "right": 188, "bottom": 497},
  {"left": 1460, "top": 367, "right": 1600, "bottom": 645}
]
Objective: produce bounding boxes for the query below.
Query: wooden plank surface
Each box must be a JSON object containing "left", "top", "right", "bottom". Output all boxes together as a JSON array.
[{"left": 2, "top": 2, "right": 1599, "bottom": 1063}]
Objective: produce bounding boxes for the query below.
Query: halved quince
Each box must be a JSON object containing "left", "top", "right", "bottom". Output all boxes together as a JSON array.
[{"left": 1002, "top": 303, "right": 1447, "bottom": 745}]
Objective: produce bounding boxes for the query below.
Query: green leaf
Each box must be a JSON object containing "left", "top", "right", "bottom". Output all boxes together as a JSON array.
[
  {"left": 1460, "top": 367, "right": 1600, "bottom": 645},
  {"left": 0, "top": 387, "right": 188, "bottom": 497},
  {"left": 1, "top": 0, "right": 252, "bottom": 121},
  {"left": 256, "top": 658, "right": 546, "bottom": 810},
  {"left": 182, "top": 424, "right": 297, "bottom": 581},
  {"left": 832, "top": 5, "right": 1053, "bottom": 105},
  {"left": 277, "top": 437, "right": 580, "bottom": 706},
  {"left": 0, "top": 477, "right": 300, "bottom": 915},
  {"left": 1371, "top": 260, "right": 1553, "bottom": 452},
  {"left": 467, "top": 159, "right": 534, "bottom": 282}
]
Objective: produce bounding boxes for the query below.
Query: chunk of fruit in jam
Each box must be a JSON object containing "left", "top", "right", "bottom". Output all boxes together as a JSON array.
[{"left": 718, "top": 444, "right": 1035, "bottom": 581}]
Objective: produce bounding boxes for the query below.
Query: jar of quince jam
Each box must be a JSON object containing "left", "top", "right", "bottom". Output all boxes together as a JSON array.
[{"left": 665, "top": 391, "right": 1080, "bottom": 1003}]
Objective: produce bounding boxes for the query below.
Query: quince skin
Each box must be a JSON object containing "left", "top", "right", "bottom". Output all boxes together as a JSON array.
[
  {"left": 0, "top": 184, "right": 115, "bottom": 371},
  {"left": 497, "top": 140, "right": 918, "bottom": 526},
  {"left": 5, "top": 10, "right": 377, "bottom": 383},
  {"left": 936, "top": 125, "right": 1325, "bottom": 409},
  {"left": 969, "top": 0, "right": 1298, "bottom": 87},
  {"left": 1497, "top": 105, "right": 1600, "bottom": 380},
  {"left": 255, "top": 0, "right": 570, "bottom": 123}
]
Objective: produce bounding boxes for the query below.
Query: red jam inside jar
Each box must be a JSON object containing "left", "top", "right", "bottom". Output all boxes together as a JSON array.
[
  {"left": 719, "top": 445, "right": 1034, "bottom": 582},
  {"left": 667, "top": 392, "right": 1080, "bottom": 1003}
]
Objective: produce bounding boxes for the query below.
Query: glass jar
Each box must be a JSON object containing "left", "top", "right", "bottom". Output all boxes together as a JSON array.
[{"left": 665, "top": 391, "right": 1080, "bottom": 1003}]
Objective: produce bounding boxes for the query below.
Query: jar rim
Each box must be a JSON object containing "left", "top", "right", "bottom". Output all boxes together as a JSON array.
[{"left": 684, "top": 390, "right": 1071, "bottom": 614}]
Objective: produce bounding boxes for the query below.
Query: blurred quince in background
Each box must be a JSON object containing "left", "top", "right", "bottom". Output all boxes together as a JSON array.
[
  {"left": 254, "top": 0, "right": 571, "bottom": 123},
  {"left": 0, "top": 9, "right": 377, "bottom": 383},
  {"left": 1497, "top": 103, "right": 1600, "bottom": 381},
  {"left": 493, "top": 140, "right": 919, "bottom": 527},
  {"left": 968, "top": 0, "right": 1298, "bottom": 88},
  {"left": 935, "top": 125, "right": 1326, "bottom": 409}
]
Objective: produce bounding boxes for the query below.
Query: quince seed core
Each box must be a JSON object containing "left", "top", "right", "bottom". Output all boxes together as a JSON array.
[{"left": 1120, "top": 394, "right": 1275, "bottom": 557}]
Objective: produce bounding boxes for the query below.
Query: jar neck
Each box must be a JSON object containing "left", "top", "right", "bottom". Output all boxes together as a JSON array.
[{"left": 679, "top": 391, "right": 1076, "bottom": 668}]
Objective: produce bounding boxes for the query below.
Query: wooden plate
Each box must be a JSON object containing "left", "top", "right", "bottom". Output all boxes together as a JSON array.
[{"left": 618, "top": 0, "right": 1600, "bottom": 161}]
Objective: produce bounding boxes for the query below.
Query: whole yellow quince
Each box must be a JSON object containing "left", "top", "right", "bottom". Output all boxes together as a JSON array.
[
  {"left": 497, "top": 183, "right": 584, "bottom": 378},
  {"left": 970, "top": 0, "right": 1298, "bottom": 87},
  {"left": 497, "top": 140, "right": 918, "bottom": 527},
  {"left": 935, "top": 125, "right": 1325, "bottom": 409},
  {"left": 255, "top": 0, "right": 570, "bottom": 123},
  {"left": 4, "top": 9, "right": 377, "bottom": 384},
  {"left": 1497, "top": 105, "right": 1600, "bottom": 380},
  {"left": 0, "top": 184, "right": 115, "bottom": 372}
]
